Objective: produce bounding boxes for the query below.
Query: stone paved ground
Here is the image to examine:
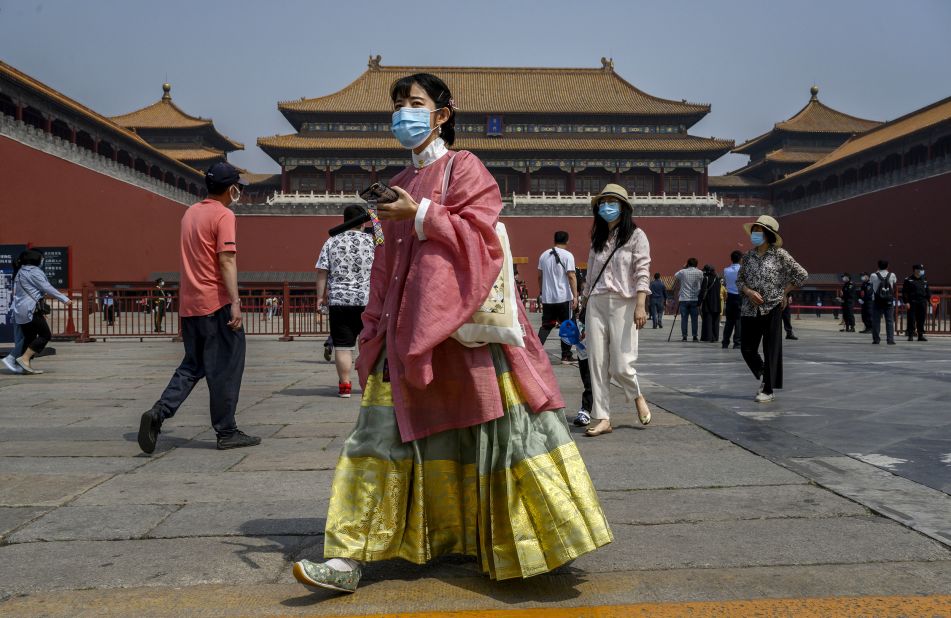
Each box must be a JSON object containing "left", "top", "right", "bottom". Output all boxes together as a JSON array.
[{"left": 1, "top": 315, "right": 950, "bottom": 616}]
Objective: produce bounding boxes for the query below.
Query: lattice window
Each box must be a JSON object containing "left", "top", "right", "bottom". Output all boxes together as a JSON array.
[
  {"left": 530, "top": 175, "right": 567, "bottom": 194},
  {"left": 666, "top": 175, "right": 698, "bottom": 194}
]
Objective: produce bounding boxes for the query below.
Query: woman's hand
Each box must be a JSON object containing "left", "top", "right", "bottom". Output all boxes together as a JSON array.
[
  {"left": 635, "top": 304, "right": 647, "bottom": 329},
  {"left": 376, "top": 186, "right": 418, "bottom": 221},
  {"left": 746, "top": 289, "right": 764, "bottom": 306}
]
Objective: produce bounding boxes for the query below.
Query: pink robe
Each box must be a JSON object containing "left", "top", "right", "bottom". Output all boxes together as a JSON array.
[{"left": 355, "top": 150, "right": 565, "bottom": 442}]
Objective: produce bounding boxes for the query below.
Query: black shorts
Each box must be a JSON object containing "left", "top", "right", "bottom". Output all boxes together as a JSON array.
[
  {"left": 541, "top": 300, "right": 571, "bottom": 328},
  {"left": 329, "top": 305, "right": 366, "bottom": 349}
]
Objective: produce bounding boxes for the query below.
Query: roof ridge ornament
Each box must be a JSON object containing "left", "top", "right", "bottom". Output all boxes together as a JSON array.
[
  {"left": 810, "top": 85, "right": 819, "bottom": 100},
  {"left": 600, "top": 57, "right": 614, "bottom": 71},
  {"left": 368, "top": 55, "right": 382, "bottom": 70},
  {"left": 162, "top": 82, "right": 171, "bottom": 101}
]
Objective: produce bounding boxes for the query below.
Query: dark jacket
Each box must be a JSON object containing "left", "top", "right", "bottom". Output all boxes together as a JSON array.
[
  {"left": 841, "top": 281, "right": 855, "bottom": 304},
  {"left": 699, "top": 273, "right": 722, "bottom": 313},
  {"left": 902, "top": 276, "right": 930, "bottom": 304}
]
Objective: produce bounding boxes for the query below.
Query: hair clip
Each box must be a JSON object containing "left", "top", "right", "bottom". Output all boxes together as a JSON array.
[{"left": 448, "top": 98, "right": 458, "bottom": 110}]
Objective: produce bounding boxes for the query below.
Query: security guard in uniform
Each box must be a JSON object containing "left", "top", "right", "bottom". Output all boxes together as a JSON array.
[
  {"left": 902, "top": 264, "right": 930, "bottom": 341},
  {"left": 858, "top": 272, "right": 873, "bottom": 333},
  {"left": 839, "top": 273, "right": 856, "bottom": 332}
]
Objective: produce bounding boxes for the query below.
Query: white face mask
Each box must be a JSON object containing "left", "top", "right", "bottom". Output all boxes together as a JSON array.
[{"left": 229, "top": 185, "right": 241, "bottom": 206}]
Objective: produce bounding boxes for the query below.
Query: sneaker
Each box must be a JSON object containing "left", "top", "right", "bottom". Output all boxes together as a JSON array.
[
  {"left": 786, "top": 334, "right": 798, "bottom": 340},
  {"left": 859, "top": 329, "right": 871, "bottom": 334},
  {"left": 573, "top": 410, "right": 591, "bottom": 427},
  {"left": 338, "top": 382, "right": 352, "bottom": 398},
  {"left": 681, "top": 337, "right": 687, "bottom": 342},
  {"left": 907, "top": 336, "right": 914, "bottom": 341},
  {"left": 887, "top": 340, "right": 896, "bottom": 345},
  {"left": 561, "top": 356, "right": 574, "bottom": 365},
  {"left": 293, "top": 559, "right": 362, "bottom": 594},
  {"left": 692, "top": 337, "right": 700, "bottom": 342},
  {"left": 216, "top": 430, "right": 261, "bottom": 450},
  {"left": 137, "top": 406, "right": 163, "bottom": 454},
  {"left": 919, "top": 336, "right": 928, "bottom": 342},
  {"left": 323, "top": 343, "right": 332, "bottom": 362},
  {"left": 2, "top": 355, "right": 23, "bottom": 374},
  {"left": 754, "top": 392, "right": 775, "bottom": 403}
]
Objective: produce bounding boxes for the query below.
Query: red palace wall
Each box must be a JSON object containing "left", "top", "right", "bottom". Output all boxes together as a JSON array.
[{"left": 777, "top": 173, "right": 951, "bottom": 282}]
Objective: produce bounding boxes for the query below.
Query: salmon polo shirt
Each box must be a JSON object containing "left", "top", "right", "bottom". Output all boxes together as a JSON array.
[{"left": 179, "top": 199, "right": 237, "bottom": 317}]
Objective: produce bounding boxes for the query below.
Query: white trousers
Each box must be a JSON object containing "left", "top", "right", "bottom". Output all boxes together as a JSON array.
[{"left": 586, "top": 293, "right": 642, "bottom": 420}]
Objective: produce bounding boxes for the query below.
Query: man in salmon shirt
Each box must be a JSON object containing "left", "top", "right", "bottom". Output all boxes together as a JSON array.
[{"left": 137, "top": 162, "right": 261, "bottom": 453}]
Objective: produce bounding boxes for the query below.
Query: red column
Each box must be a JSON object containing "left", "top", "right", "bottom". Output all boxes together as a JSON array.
[
  {"left": 658, "top": 168, "right": 665, "bottom": 194},
  {"left": 327, "top": 168, "right": 335, "bottom": 192},
  {"left": 112, "top": 149, "right": 118, "bottom": 162},
  {"left": 15, "top": 103, "right": 22, "bottom": 122},
  {"left": 44, "top": 116, "right": 52, "bottom": 133},
  {"left": 702, "top": 167, "right": 709, "bottom": 194},
  {"left": 70, "top": 128, "right": 77, "bottom": 144},
  {"left": 281, "top": 166, "right": 289, "bottom": 192},
  {"left": 568, "top": 168, "right": 576, "bottom": 194},
  {"left": 370, "top": 166, "right": 378, "bottom": 183},
  {"left": 614, "top": 167, "right": 621, "bottom": 184},
  {"left": 93, "top": 139, "right": 100, "bottom": 154},
  {"left": 523, "top": 169, "right": 531, "bottom": 193}
]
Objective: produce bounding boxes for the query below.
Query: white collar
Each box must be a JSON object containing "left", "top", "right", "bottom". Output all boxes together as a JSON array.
[{"left": 412, "top": 138, "right": 449, "bottom": 169}]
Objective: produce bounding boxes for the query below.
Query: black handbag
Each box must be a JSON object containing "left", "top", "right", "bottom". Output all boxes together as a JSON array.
[{"left": 36, "top": 299, "right": 52, "bottom": 316}]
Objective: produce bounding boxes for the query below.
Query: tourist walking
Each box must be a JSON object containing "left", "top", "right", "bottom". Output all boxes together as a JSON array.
[
  {"left": 292, "top": 73, "right": 611, "bottom": 594},
  {"left": 737, "top": 215, "right": 808, "bottom": 403},
  {"left": 839, "top": 273, "right": 856, "bottom": 332},
  {"left": 721, "top": 250, "right": 742, "bottom": 349},
  {"left": 579, "top": 183, "right": 652, "bottom": 437},
  {"left": 316, "top": 204, "right": 375, "bottom": 397},
  {"left": 137, "top": 162, "right": 260, "bottom": 454},
  {"left": 537, "top": 231, "right": 578, "bottom": 363},
  {"left": 699, "top": 264, "right": 722, "bottom": 342},
  {"left": 674, "top": 257, "right": 703, "bottom": 342},
  {"left": 2, "top": 254, "right": 26, "bottom": 375},
  {"left": 103, "top": 292, "right": 116, "bottom": 326},
  {"left": 9, "top": 249, "right": 71, "bottom": 375},
  {"left": 782, "top": 295, "right": 798, "bottom": 340},
  {"left": 869, "top": 259, "right": 897, "bottom": 345},
  {"left": 858, "top": 273, "right": 873, "bottom": 333},
  {"left": 649, "top": 272, "right": 666, "bottom": 328},
  {"left": 902, "top": 264, "right": 930, "bottom": 341}
]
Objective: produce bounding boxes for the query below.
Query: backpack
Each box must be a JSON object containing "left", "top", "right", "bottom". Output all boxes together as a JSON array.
[{"left": 875, "top": 272, "right": 893, "bottom": 305}]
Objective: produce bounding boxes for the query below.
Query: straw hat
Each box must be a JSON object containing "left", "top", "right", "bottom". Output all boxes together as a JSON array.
[
  {"left": 590, "top": 183, "right": 632, "bottom": 208},
  {"left": 743, "top": 215, "right": 783, "bottom": 248}
]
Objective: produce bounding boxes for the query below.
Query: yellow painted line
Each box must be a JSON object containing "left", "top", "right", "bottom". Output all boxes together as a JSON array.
[{"left": 326, "top": 595, "right": 951, "bottom": 618}]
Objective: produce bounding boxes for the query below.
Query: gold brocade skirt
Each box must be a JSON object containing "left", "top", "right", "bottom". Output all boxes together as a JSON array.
[{"left": 323, "top": 345, "right": 613, "bottom": 580}]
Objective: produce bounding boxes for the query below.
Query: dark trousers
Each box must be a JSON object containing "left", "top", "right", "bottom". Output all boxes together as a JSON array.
[
  {"left": 155, "top": 305, "right": 245, "bottom": 437},
  {"left": 679, "top": 300, "right": 699, "bottom": 339},
  {"left": 871, "top": 303, "right": 895, "bottom": 344},
  {"left": 578, "top": 357, "right": 592, "bottom": 413},
  {"left": 154, "top": 304, "right": 166, "bottom": 332},
  {"left": 722, "top": 294, "right": 741, "bottom": 346},
  {"left": 701, "top": 309, "right": 720, "bottom": 342},
  {"left": 21, "top": 312, "right": 52, "bottom": 355},
  {"left": 861, "top": 303, "right": 873, "bottom": 330},
  {"left": 538, "top": 300, "right": 572, "bottom": 359},
  {"left": 906, "top": 301, "right": 927, "bottom": 338},
  {"left": 782, "top": 305, "right": 794, "bottom": 335},
  {"left": 842, "top": 302, "right": 855, "bottom": 330},
  {"left": 649, "top": 298, "right": 664, "bottom": 328},
  {"left": 741, "top": 306, "right": 784, "bottom": 394}
]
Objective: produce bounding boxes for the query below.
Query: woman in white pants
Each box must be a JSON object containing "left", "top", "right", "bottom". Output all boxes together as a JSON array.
[{"left": 582, "top": 184, "right": 652, "bottom": 437}]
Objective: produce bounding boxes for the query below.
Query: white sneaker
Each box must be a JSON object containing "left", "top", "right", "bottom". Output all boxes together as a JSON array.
[
  {"left": 2, "top": 355, "right": 23, "bottom": 374},
  {"left": 754, "top": 392, "right": 775, "bottom": 403}
]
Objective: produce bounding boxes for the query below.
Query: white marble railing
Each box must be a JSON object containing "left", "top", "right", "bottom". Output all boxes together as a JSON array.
[
  {"left": 511, "top": 192, "right": 723, "bottom": 208},
  {"left": 0, "top": 115, "right": 196, "bottom": 205}
]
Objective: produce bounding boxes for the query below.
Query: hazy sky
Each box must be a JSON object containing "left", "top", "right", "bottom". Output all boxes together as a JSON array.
[{"left": 2, "top": 0, "right": 949, "bottom": 175}]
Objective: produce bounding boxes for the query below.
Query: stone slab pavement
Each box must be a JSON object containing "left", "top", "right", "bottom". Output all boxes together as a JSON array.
[{"left": 0, "top": 314, "right": 949, "bottom": 616}]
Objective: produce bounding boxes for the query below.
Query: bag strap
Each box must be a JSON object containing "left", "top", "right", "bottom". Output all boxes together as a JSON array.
[
  {"left": 441, "top": 152, "right": 457, "bottom": 199},
  {"left": 550, "top": 248, "right": 568, "bottom": 274},
  {"left": 585, "top": 242, "right": 623, "bottom": 299}
]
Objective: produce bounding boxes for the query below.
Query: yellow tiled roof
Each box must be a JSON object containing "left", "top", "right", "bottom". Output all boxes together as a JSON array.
[
  {"left": 279, "top": 59, "right": 710, "bottom": 116},
  {"left": 111, "top": 84, "right": 243, "bottom": 150},
  {"left": 0, "top": 61, "right": 201, "bottom": 178},
  {"left": 776, "top": 95, "right": 951, "bottom": 185},
  {"left": 156, "top": 146, "right": 225, "bottom": 163},
  {"left": 257, "top": 133, "right": 734, "bottom": 154},
  {"left": 708, "top": 174, "right": 766, "bottom": 188},
  {"left": 734, "top": 87, "right": 880, "bottom": 154}
]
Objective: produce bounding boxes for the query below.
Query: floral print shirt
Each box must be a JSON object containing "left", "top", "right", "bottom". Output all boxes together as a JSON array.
[
  {"left": 315, "top": 230, "right": 375, "bottom": 306},
  {"left": 736, "top": 247, "right": 808, "bottom": 317}
]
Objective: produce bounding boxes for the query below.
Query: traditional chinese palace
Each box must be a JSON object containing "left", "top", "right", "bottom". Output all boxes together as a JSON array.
[
  {"left": 258, "top": 56, "right": 733, "bottom": 198},
  {"left": 2, "top": 57, "right": 950, "bottom": 289}
]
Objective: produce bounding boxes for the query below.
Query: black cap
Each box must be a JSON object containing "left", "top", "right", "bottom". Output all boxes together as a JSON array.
[
  {"left": 205, "top": 162, "right": 245, "bottom": 188},
  {"left": 913, "top": 263, "right": 924, "bottom": 270}
]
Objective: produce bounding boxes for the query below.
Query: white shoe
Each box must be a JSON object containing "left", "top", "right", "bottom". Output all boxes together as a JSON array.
[
  {"left": 2, "top": 355, "right": 23, "bottom": 374},
  {"left": 573, "top": 410, "right": 591, "bottom": 426},
  {"left": 754, "top": 392, "right": 775, "bottom": 403}
]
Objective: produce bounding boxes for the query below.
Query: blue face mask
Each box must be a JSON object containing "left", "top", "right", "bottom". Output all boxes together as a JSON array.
[
  {"left": 391, "top": 107, "right": 436, "bottom": 149},
  {"left": 750, "top": 231, "right": 765, "bottom": 247},
  {"left": 918, "top": 270, "right": 925, "bottom": 277},
  {"left": 598, "top": 201, "right": 621, "bottom": 222}
]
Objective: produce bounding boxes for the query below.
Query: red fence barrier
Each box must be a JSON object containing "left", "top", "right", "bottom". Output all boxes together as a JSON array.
[{"left": 46, "top": 284, "right": 329, "bottom": 342}]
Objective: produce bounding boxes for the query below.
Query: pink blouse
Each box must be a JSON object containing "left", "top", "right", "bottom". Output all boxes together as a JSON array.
[
  {"left": 585, "top": 227, "right": 652, "bottom": 299},
  {"left": 355, "top": 149, "right": 565, "bottom": 443}
]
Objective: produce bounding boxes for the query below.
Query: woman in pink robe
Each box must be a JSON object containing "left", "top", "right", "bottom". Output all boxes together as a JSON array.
[{"left": 293, "top": 73, "right": 611, "bottom": 594}]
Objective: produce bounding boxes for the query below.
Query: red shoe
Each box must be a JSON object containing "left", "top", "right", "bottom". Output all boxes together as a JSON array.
[{"left": 338, "top": 382, "right": 352, "bottom": 398}]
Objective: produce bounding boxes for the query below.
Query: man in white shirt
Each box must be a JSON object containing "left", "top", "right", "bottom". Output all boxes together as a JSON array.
[
  {"left": 537, "top": 231, "right": 578, "bottom": 363},
  {"left": 869, "top": 259, "right": 897, "bottom": 345}
]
